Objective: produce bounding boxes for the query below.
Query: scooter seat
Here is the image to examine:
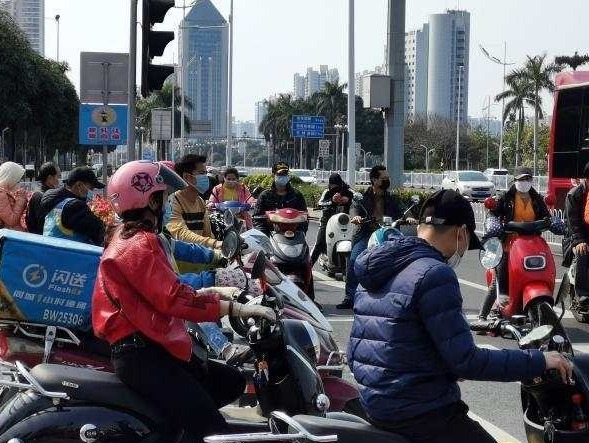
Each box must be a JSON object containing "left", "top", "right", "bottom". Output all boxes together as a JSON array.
[
  {"left": 30, "top": 364, "right": 162, "bottom": 421},
  {"left": 292, "top": 414, "right": 412, "bottom": 443}
]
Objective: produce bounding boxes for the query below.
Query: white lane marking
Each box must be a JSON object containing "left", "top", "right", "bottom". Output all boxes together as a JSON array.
[
  {"left": 458, "top": 278, "right": 488, "bottom": 291},
  {"left": 327, "top": 316, "right": 354, "bottom": 323},
  {"left": 468, "top": 411, "right": 522, "bottom": 443}
]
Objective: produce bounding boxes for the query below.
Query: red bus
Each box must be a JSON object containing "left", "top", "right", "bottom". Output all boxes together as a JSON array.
[{"left": 548, "top": 71, "right": 589, "bottom": 208}]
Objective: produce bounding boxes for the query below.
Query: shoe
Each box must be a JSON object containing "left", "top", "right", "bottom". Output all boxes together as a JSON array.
[
  {"left": 470, "top": 316, "right": 491, "bottom": 335},
  {"left": 336, "top": 300, "right": 353, "bottom": 310}
]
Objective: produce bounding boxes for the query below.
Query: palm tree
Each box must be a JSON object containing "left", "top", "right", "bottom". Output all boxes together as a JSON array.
[
  {"left": 313, "top": 81, "right": 347, "bottom": 129},
  {"left": 136, "top": 82, "right": 192, "bottom": 138},
  {"left": 555, "top": 52, "right": 589, "bottom": 71},
  {"left": 496, "top": 73, "right": 537, "bottom": 167},
  {"left": 507, "top": 55, "right": 560, "bottom": 174}
]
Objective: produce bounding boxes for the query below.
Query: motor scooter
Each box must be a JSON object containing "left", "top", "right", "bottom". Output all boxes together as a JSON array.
[
  {"left": 0, "top": 252, "right": 375, "bottom": 442},
  {"left": 254, "top": 208, "right": 314, "bottom": 300},
  {"left": 472, "top": 208, "right": 563, "bottom": 338},
  {"left": 367, "top": 195, "right": 421, "bottom": 248},
  {"left": 556, "top": 262, "right": 589, "bottom": 324},
  {"left": 317, "top": 201, "right": 357, "bottom": 280}
]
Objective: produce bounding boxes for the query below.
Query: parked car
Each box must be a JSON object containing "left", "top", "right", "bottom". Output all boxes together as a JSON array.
[
  {"left": 483, "top": 168, "right": 511, "bottom": 190},
  {"left": 441, "top": 170, "right": 495, "bottom": 201},
  {"left": 290, "top": 169, "right": 317, "bottom": 184}
]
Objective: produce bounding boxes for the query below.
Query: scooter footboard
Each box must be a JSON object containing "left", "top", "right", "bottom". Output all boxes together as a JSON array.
[{"left": 0, "top": 393, "right": 165, "bottom": 442}]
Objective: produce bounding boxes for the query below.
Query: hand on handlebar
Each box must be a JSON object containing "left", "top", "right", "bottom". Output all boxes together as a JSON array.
[
  {"left": 574, "top": 242, "right": 588, "bottom": 256},
  {"left": 406, "top": 217, "right": 418, "bottom": 225},
  {"left": 351, "top": 216, "right": 363, "bottom": 225},
  {"left": 543, "top": 351, "right": 573, "bottom": 384},
  {"left": 205, "top": 287, "right": 241, "bottom": 301},
  {"left": 232, "top": 303, "right": 277, "bottom": 323}
]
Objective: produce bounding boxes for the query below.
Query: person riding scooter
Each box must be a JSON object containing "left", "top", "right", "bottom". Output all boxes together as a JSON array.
[
  {"left": 563, "top": 162, "right": 589, "bottom": 313},
  {"left": 92, "top": 161, "right": 276, "bottom": 442},
  {"left": 252, "top": 162, "right": 308, "bottom": 236},
  {"left": 310, "top": 173, "right": 353, "bottom": 266},
  {"left": 473, "top": 166, "right": 551, "bottom": 324}
]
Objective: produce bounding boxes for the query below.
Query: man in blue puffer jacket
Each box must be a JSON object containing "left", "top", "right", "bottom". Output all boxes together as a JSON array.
[{"left": 348, "top": 189, "right": 573, "bottom": 443}]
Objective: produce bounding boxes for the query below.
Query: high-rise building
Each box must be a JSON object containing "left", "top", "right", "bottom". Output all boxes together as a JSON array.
[
  {"left": 1, "top": 0, "right": 45, "bottom": 55},
  {"left": 427, "top": 10, "right": 470, "bottom": 123},
  {"left": 232, "top": 119, "right": 255, "bottom": 138},
  {"left": 355, "top": 65, "right": 385, "bottom": 98},
  {"left": 293, "top": 73, "right": 305, "bottom": 100},
  {"left": 292, "top": 65, "right": 340, "bottom": 99},
  {"left": 254, "top": 100, "right": 268, "bottom": 138},
  {"left": 179, "top": 0, "right": 228, "bottom": 139},
  {"left": 404, "top": 24, "right": 429, "bottom": 119}
]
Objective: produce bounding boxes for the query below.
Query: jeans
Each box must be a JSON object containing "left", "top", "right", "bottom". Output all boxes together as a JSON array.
[
  {"left": 343, "top": 235, "right": 369, "bottom": 302},
  {"left": 371, "top": 401, "right": 497, "bottom": 443},
  {"left": 113, "top": 338, "right": 245, "bottom": 442}
]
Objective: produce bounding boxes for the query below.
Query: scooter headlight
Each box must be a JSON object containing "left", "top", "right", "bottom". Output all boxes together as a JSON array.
[
  {"left": 302, "top": 321, "right": 321, "bottom": 364},
  {"left": 338, "top": 214, "right": 349, "bottom": 225}
]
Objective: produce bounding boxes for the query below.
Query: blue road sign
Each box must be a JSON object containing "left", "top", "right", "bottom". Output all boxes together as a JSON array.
[
  {"left": 79, "top": 104, "right": 128, "bottom": 146},
  {"left": 291, "top": 115, "right": 325, "bottom": 139},
  {"left": 142, "top": 151, "right": 154, "bottom": 161}
]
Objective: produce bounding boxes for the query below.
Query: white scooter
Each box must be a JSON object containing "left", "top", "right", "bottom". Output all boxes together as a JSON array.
[{"left": 318, "top": 202, "right": 358, "bottom": 280}]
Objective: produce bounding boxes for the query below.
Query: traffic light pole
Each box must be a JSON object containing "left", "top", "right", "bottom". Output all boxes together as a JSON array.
[
  {"left": 127, "top": 0, "right": 138, "bottom": 162},
  {"left": 226, "top": 0, "right": 234, "bottom": 167}
]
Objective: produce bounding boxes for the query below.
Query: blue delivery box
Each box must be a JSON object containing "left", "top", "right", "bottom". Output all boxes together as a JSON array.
[{"left": 0, "top": 229, "right": 102, "bottom": 331}]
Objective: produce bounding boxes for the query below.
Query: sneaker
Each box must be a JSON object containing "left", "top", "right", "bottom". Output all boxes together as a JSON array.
[
  {"left": 336, "top": 299, "right": 353, "bottom": 310},
  {"left": 470, "top": 316, "right": 491, "bottom": 335}
]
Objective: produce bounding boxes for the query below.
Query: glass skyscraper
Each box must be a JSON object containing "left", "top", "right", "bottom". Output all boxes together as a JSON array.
[
  {"left": 179, "top": 0, "right": 228, "bottom": 139},
  {"left": 1, "top": 0, "right": 45, "bottom": 56}
]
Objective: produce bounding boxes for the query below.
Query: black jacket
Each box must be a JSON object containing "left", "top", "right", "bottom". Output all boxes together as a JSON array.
[
  {"left": 317, "top": 186, "right": 354, "bottom": 224},
  {"left": 25, "top": 184, "right": 50, "bottom": 235},
  {"left": 489, "top": 185, "right": 550, "bottom": 224},
  {"left": 39, "top": 186, "right": 105, "bottom": 246},
  {"left": 351, "top": 187, "right": 404, "bottom": 242},
  {"left": 253, "top": 184, "right": 308, "bottom": 235},
  {"left": 563, "top": 182, "right": 588, "bottom": 267}
]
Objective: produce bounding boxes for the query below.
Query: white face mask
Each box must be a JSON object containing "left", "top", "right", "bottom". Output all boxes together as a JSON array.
[
  {"left": 446, "top": 227, "right": 468, "bottom": 269},
  {"left": 515, "top": 180, "right": 532, "bottom": 194}
]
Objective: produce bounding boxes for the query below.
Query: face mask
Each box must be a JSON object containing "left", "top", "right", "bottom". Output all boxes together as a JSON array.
[
  {"left": 193, "top": 174, "right": 210, "bottom": 194},
  {"left": 162, "top": 201, "right": 172, "bottom": 228},
  {"left": 380, "top": 178, "right": 391, "bottom": 190},
  {"left": 515, "top": 181, "right": 532, "bottom": 193},
  {"left": 446, "top": 227, "right": 467, "bottom": 269},
  {"left": 225, "top": 179, "right": 238, "bottom": 188},
  {"left": 275, "top": 175, "right": 290, "bottom": 188}
]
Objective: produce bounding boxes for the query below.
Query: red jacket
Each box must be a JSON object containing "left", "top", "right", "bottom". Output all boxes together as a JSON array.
[{"left": 92, "top": 228, "right": 220, "bottom": 361}]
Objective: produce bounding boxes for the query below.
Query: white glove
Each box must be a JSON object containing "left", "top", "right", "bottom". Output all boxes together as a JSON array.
[
  {"left": 198, "top": 287, "right": 240, "bottom": 301},
  {"left": 231, "top": 303, "right": 277, "bottom": 323}
]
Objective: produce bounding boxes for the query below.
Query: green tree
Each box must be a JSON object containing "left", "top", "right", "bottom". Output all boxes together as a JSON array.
[
  {"left": 555, "top": 52, "right": 589, "bottom": 71},
  {"left": 507, "top": 55, "right": 560, "bottom": 174},
  {"left": 136, "top": 81, "right": 192, "bottom": 138}
]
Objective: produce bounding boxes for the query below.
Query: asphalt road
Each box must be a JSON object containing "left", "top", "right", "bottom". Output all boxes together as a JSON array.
[{"left": 305, "top": 221, "right": 589, "bottom": 443}]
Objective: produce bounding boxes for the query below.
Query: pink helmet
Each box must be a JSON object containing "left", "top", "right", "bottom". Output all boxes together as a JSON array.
[
  {"left": 159, "top": 160, "right": 175, "bottom": 171},
  {"left": 108, "top": 160, "right": 186, "bottom": 215}
]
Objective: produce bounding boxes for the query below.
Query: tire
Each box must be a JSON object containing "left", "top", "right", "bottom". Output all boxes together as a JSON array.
[
  {"left": 342, "top": 398, "right": 367, "bottom": 420},
  {"left": 341, "top": 254, "right": 349, "bottom": 282}
]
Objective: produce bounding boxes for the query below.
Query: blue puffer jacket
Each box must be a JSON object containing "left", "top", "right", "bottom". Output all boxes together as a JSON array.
[{"left": 348, "top": 236, "right": 546, "bottom": 422}]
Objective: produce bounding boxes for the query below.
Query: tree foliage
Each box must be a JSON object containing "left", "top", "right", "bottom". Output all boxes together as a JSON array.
[
  {"left": 0, "top": 10, "right": 80, "bottom": 166},
  {"left": 555, "top": 52, "right": 589, "bottom": 71}
]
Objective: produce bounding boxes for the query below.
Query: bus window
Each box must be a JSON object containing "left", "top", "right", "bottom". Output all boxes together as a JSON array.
[{"left": 553, "top": 87, "right": 586, "bottom": 178}]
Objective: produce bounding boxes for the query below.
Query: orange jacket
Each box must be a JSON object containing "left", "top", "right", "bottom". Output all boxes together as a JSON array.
[{"left": 92, "top": 228, "right": 220, "bottom": 361}]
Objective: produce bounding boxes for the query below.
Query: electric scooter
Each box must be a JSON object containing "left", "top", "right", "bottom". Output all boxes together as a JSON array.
[
  {"left": 317, "top": 202, "right": 357, "bottom": 280},
  {"left": 209, "top": 201, "right": 252, "bottom": 240},
  {"left": 556, "top": 262, "right": 589, "bottom": 324},
  {"left": 472, "top": 199, "right": 564, "bottom": 338},
  {"left": 367, "top": 195, "right": 421, "bottom": 248}
]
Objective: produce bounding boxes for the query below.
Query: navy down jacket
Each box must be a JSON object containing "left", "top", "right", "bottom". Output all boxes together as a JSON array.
[{"left": 347, "top": 236, "right": 546, "bottom": 422}]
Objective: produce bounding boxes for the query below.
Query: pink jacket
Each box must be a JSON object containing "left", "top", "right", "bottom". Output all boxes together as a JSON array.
[{"left": 0, "top": 189, "right": 26, "bottom": 230}]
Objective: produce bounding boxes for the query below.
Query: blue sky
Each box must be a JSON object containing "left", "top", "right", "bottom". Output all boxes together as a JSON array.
[{"left": 44, "top": 0, "right": 589, "bottom": 121}]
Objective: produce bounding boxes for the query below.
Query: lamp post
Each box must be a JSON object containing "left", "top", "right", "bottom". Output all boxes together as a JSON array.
[
  {"left": 480, "top": 43, "right": 515, "bottom": 170},
  {"left": 54, "top": 14, "right": 60, "bottom": 61},
  {"left": 420, "top": 144, "right": 435, "bottom": 173}
]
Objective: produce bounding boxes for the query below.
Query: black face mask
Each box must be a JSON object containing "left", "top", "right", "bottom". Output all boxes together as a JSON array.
[{"left": 380, "top": 179, "right": 391, "bottom": 190}]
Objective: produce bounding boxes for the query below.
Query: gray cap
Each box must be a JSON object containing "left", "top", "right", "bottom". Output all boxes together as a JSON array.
[{"left": 514, "top": 166, "right": 533, "bottom": 180}]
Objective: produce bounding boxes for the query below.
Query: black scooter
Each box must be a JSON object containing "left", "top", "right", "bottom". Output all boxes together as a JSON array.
[{"left": 0, "top": 251, "right": 398, "bottom": 442}]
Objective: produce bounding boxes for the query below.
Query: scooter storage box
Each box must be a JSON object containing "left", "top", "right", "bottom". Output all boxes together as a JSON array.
[
  {"left": 524, "top": 409, "right": 589, "bottom": 442},
  {"left": 0, "top": 229, "right": 102, "bottom": 331}
]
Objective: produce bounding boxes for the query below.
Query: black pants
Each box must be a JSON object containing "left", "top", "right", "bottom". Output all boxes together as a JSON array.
[
  {"left": 310, "top": 222, "right": 327, "bottom": 265},
  {"left": 371, "top": 401, "right": 497, "bottom": 443},
  {"left": 479, "top": 253, "right": 508, "bottom": 319},
  {"left": 113, "top": 339, "right": 245, "bottom": 442},
  {"left": 575, "top": 254, "right": 589, "bottom": 303}
]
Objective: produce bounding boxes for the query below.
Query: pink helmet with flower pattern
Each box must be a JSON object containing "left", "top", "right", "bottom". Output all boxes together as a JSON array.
[{"left": 108, "top": 160, "right": 186, "bottom": 215}]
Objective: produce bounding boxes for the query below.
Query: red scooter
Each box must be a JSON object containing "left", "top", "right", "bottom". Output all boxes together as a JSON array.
[{"left": 473, "top": 197, "right": 562, "bottom": 338}]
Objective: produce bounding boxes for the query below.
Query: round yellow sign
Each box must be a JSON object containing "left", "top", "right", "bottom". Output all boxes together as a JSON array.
[{"left": 91, "top": 106, "right": 117, "bottom": 127}]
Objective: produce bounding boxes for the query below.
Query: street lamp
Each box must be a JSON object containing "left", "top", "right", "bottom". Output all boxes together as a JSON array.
[
  {"left": 54, "top": 15, "right": 60, "bottom": 62},
  {"left": 480, "top": 43, "right": 515, "bottom": 170},
  {"left": 420, "top": 144, "right": 435, "bottom": 173},
  {"left": 334, "top": 123, "right": 348, "bottom": 171}
]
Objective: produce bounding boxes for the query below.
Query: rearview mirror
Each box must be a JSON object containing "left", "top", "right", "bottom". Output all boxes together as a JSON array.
[
  {"left": 518, "top": 325, "right": 553, "bottom": 349},
  {"left": 479, "top": 237, "right": 503, "bottom": 270},
  {"left": 224, "top": 209, "right": 235, "bottom": 228},
  {"left": 221, "top": 230, "right": 239, "bottom": 259}
]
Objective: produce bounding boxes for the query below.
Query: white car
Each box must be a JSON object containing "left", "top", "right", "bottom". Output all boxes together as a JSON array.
[
  {"left": 290, "top": 169, "right": 317, "bottom": 184},
  {"left": 441, "top": 170, "right": 495, "bottom": 201},
  {"left": 483, "top": 168, "right": 509, "bottom": 180}
]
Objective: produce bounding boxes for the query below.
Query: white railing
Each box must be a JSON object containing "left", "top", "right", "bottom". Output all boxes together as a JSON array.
[{"left": 472, "top": 202, "right": 564, "bottom": 248}]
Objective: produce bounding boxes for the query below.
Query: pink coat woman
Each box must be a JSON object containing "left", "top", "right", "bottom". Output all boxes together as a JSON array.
[
  {"left": 207, "top": 168, "right": 254, "bottom": 229},
  {"left": 0, "top": 162, "right": 27, "bottom": 230}
]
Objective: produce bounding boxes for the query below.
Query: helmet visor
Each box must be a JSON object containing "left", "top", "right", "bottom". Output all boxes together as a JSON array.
[{"left": 158, "top": 163, "right": 187, "bottom": 193}]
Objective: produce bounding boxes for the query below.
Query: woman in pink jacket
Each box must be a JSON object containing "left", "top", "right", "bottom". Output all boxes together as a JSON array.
[
  {"left": 0, "top": 162, "right": 27, "bottom": 230},
  {"left": 208, "top": 167, "right": 253, "bottom": 229}
]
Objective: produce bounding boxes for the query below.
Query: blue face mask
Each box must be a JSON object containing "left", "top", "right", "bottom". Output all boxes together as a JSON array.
[
  {"left": 275, "top": 175, "right": 290, "bottom": 188},
  {"left": 194, "top": 174, "right": 210, "bottom": 194},
  {"left": 162, "top": 201, "right": 172, "bottom": 227},
  {"left": 86, "top": 190, "right": 95, "bottom": 202}
]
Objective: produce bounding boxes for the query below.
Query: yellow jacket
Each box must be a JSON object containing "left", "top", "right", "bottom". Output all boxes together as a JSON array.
[{"left": 166, "top": 189, "right": 216, "bottom": 249}]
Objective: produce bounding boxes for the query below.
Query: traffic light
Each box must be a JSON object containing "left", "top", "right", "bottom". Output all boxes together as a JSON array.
[{"left": 141, "top": 0, "right": 175, "bottom": 97}]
